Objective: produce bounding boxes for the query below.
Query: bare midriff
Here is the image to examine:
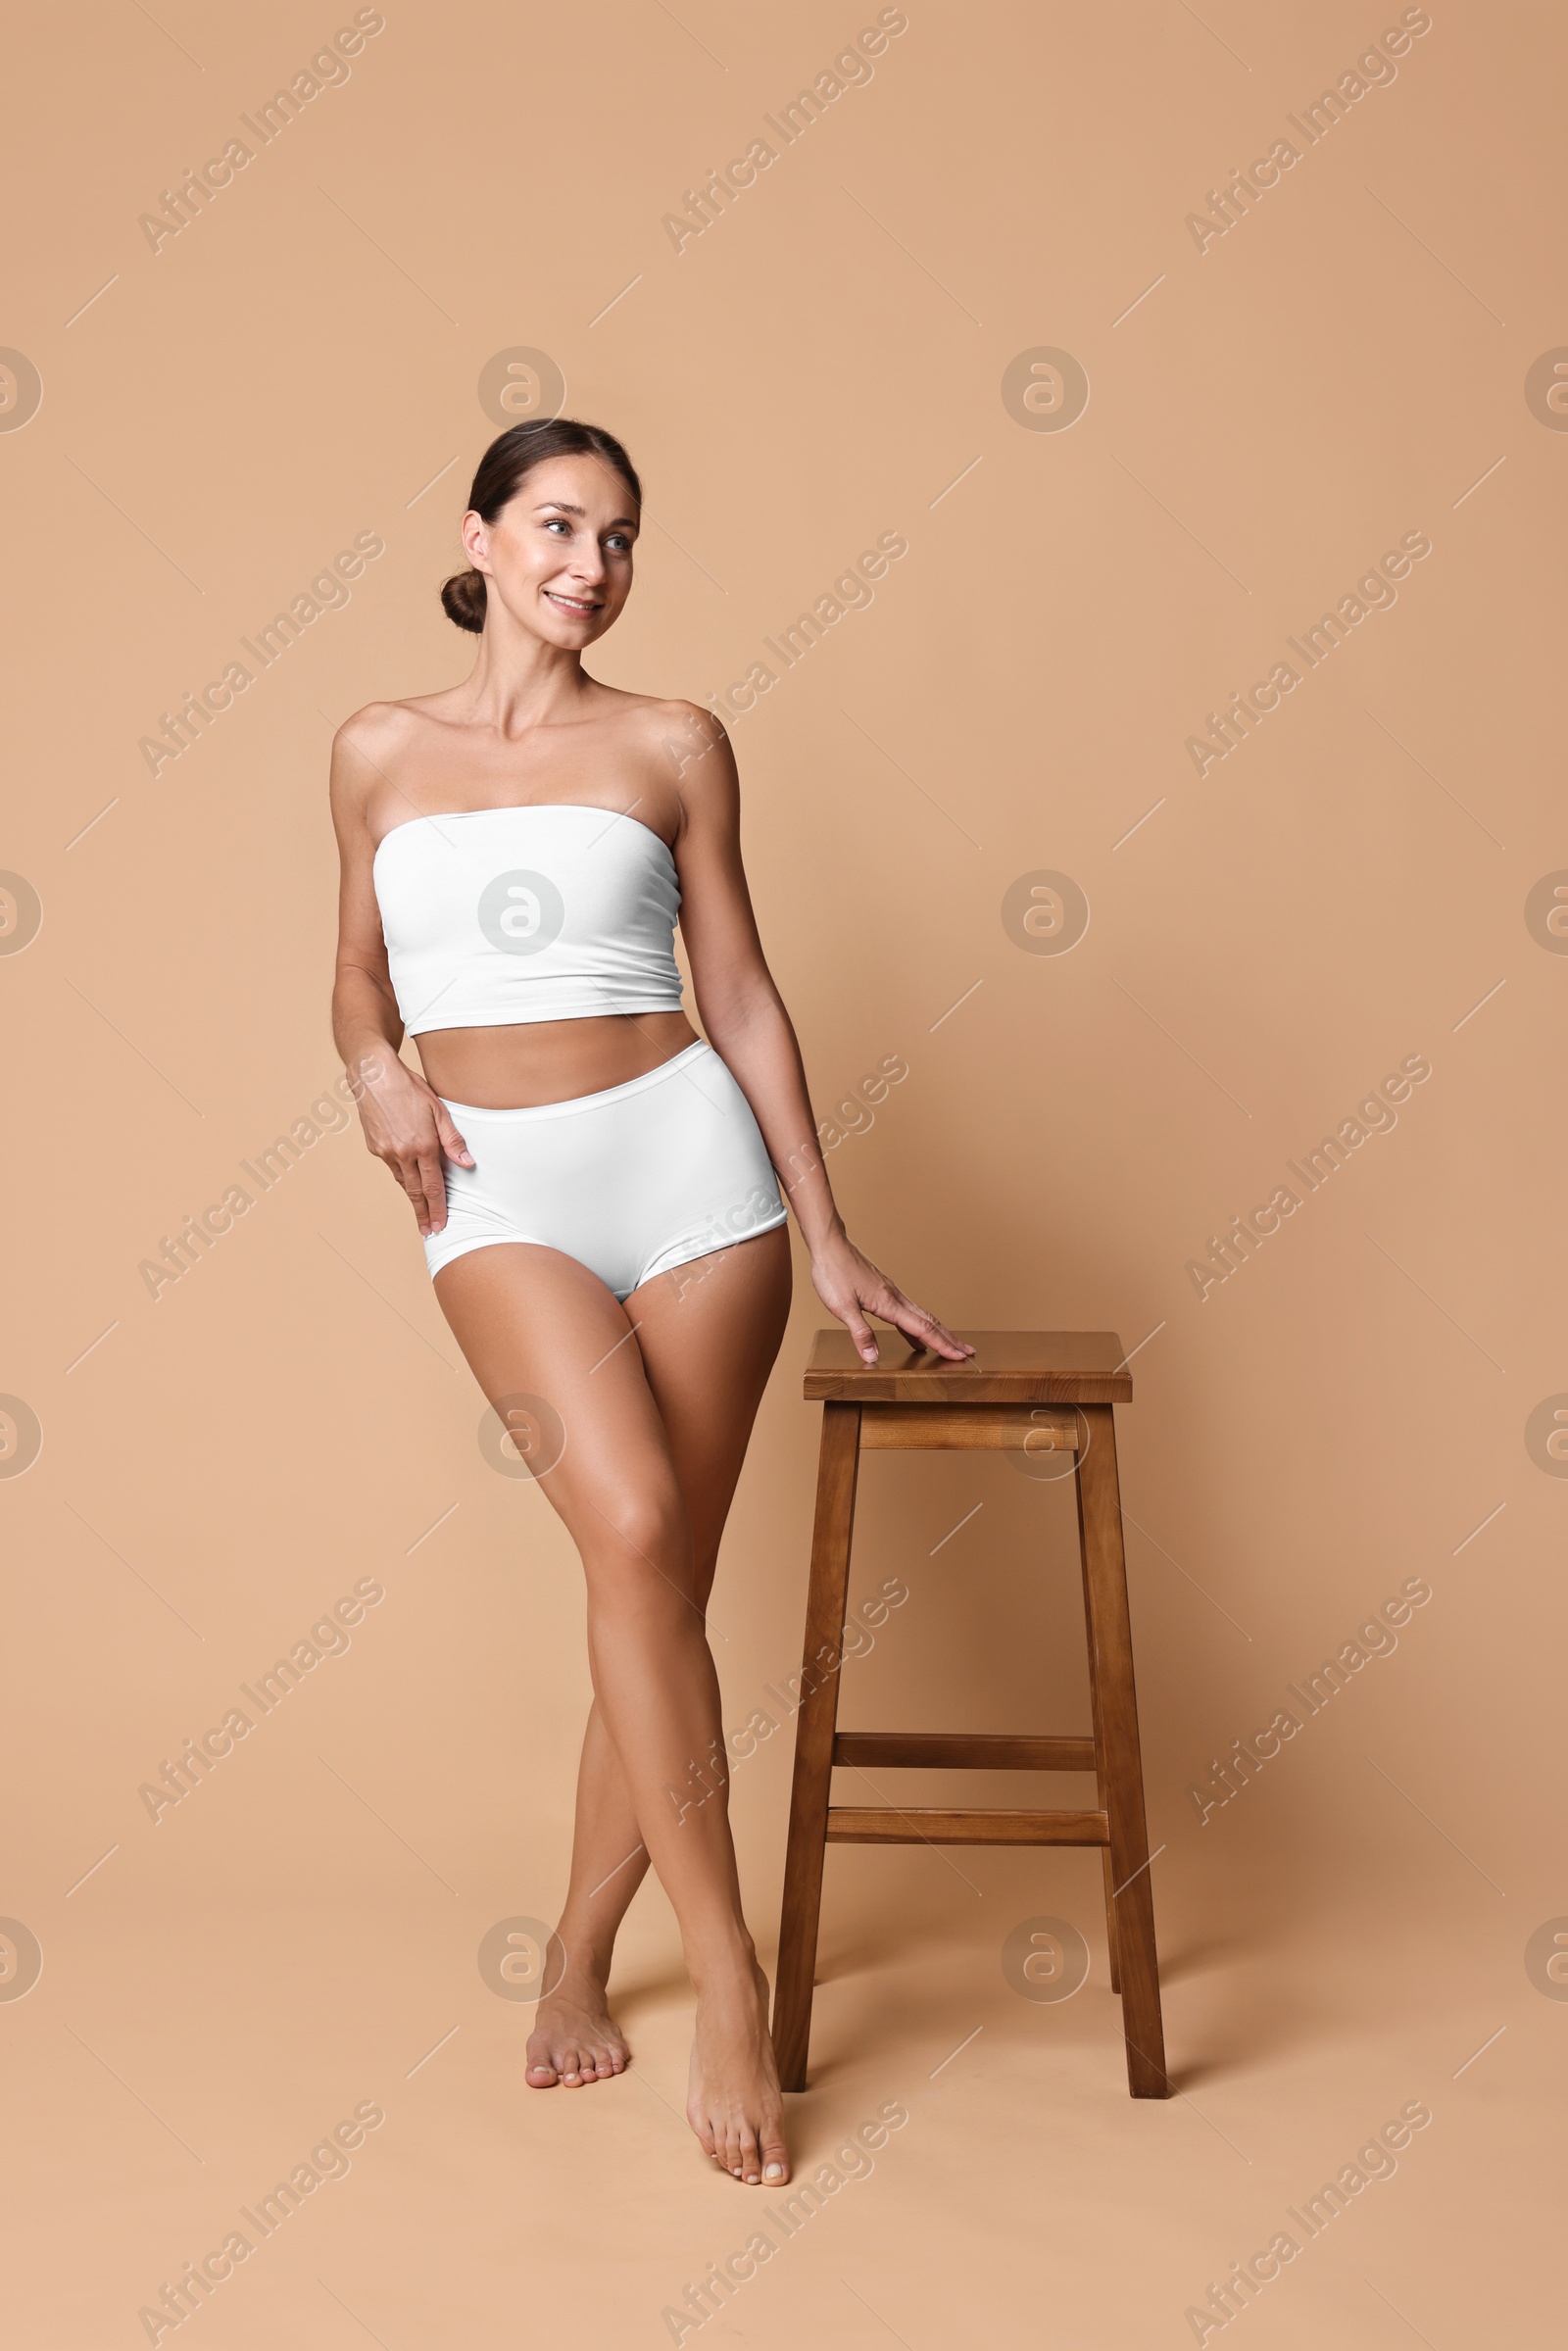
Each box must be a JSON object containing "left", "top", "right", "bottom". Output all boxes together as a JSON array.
[{"left": 415, "top": 1008, "right": 701, "bottom": 1110}]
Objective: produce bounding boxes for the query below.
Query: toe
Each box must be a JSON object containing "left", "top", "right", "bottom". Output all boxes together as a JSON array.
[
  {"left": 524, "top": 2043, "right": 559, "bottom": 2087},
  {"left": 760, "top": 2130, "right": 789, "bottom": 2186},
  {"left": 738, "top": 2122, "right": 761, "bottom": 2186}
]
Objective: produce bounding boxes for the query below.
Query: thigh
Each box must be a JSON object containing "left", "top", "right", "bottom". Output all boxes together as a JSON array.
[
  {"left": 624, "top": 1222, "right": 793, "bottom": 1573},
  {"left": 432, "top": 1243, "right": 696, "bottom": 1597}
]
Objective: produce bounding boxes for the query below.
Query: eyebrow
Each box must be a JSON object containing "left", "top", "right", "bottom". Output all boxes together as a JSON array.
[{"left": 533, "top": 499, "right": 639, "bottom": 529}]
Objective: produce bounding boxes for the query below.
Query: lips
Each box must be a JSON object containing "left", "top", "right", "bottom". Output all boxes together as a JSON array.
[{"left": 544, "top": 590, "right": 599, "bottom": 614}]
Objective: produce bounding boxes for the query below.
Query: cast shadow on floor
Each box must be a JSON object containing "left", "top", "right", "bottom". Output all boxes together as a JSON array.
[{"left": 796, "top": 1910, "right": 1333, "bottom": 2096}]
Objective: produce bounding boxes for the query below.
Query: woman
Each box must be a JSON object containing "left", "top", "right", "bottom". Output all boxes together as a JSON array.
[{"left": 330, "top": 417, "right": 968, "bottom": 2187}]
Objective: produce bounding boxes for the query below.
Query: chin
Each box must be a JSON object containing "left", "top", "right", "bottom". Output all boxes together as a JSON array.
[{"left": 530, "top": 611, "right": 589, "bottom": 647}]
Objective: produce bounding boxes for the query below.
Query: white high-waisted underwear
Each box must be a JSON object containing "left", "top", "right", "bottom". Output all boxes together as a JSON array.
[{"left": 423, "top": 1040, "right": 788, "bottom": 1298}]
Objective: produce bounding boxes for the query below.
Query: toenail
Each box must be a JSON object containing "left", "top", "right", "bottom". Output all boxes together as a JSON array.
[{"left": 764, "top": 2163, "right": 784, "bottom": 2181}]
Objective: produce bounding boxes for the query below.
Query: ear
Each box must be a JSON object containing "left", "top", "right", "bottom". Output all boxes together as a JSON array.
[{"left": 461, "top": 510, "right": 494, "bottom": 574}]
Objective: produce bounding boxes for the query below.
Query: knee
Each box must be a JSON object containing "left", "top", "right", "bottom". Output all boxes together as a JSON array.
[{"left": 586, "top": 1491, "right": 694, "bottom": 1591}]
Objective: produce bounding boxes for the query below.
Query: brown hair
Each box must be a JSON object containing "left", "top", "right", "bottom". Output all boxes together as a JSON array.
[{"left": 440, "top": 418, "right": 643, "bottom": 632}]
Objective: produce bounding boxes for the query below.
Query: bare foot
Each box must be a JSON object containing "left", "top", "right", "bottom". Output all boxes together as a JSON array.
[
  {"left": 526, "top": 1969, "right": 629, "bottom": 2088},
  {"left": 686, "top": 1957, "right": 789, "bottom": 2185}
]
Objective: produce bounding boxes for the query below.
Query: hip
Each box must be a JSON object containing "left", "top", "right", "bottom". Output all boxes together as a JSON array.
[{"left": 424, "top": 1039, "right": 788, "bottom": 1298}]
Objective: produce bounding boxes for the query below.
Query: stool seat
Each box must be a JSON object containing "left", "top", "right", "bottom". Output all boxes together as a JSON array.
[
  {"left": 770, "top": 1328, "right": 1170, "bottom": 2100},
  {"left": 804, "top": 1327, "right": 1134, "bottom": 1402}
]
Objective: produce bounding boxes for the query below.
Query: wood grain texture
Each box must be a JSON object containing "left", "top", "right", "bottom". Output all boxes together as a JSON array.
[
  {"left": 858, "top": 1403, "right": 1080, "bottom": 1451},
  {"left": 773, "top": 1361, "right": 1167, "bottom": 2101},
  {"left": 804, "top": 1329, "right": 1134, "bottom": 1403},
  {"left": 832, "top": 1731, "right": 1096, "bottom": 1771},
  {"left": 825, "top": 1807, "right": 1110, "bottom": 1846},
  {"left": 1075, "top": 1402, "right": 1170, "bottom": 2097}
]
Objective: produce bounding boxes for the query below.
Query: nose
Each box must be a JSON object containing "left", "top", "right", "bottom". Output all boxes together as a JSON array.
[{"left": 566, "top": 539, "right": 607, "bottom": 586}]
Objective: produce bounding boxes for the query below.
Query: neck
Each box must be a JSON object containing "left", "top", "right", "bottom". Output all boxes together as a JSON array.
[{"left": 461, "top": 611, "right": 593, "bottom": 736}]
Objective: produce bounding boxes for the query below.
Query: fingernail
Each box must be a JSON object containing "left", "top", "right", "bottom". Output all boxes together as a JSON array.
[{"left": 764, "top": 2163, "right": 784, "bottom": 2180}]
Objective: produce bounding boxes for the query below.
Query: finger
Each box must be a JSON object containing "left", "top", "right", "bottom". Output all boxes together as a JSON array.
[
  {"left": 887, "top": 1296, "right": 972, "bottom": 1359},
  {"left": 435, "top": 1106, "right": 474, "bottom": 1169},
  {"left": 415, "top": 1149, "right": 448, "bottom": 1234},
  {"left": 397, "top": 1161, "right": 433, "bottom": 1236},
  {"left": 397, "top": 1152, "right": 437, "bottom": 1236},
  {"left": 842, "top": 1305, "right": 879, "bottom": 1364}
]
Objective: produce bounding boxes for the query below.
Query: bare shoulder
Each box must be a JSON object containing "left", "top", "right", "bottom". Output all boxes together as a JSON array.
[
  {"left": 332, "top": 695, "right": 430, "bottom": 769},
  {"left": 624, "top": 693, "right": 738, "bottom": 808},
  {"left": 328, "top": 694, "right": 445, "bottom": 821}
]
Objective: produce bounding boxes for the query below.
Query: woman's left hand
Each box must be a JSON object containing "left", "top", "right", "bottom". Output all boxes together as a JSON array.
[{"left": 809, "top": 1229, "right": 973, "bottom": 1365}]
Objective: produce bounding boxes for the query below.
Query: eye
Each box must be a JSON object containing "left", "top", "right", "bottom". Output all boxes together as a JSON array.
[
  {"left": 607, "top": 532, "right": 634, "bottom": 554},
  {"left": 543, "top": 516, "right": 570, "bottom": 535}
]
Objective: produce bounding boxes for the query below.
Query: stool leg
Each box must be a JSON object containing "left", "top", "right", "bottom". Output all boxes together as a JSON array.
[
  {"left": 1100, "top": 1854, "right": 1122, "bottom": 1997},
  {"left": 1078, "top": 1554, "right": 1123, "bottom": 1994},
  {"left": 771, "top": 1401, "right": 861, "bottom": 2091},
  {"left": 1075, "top": 1403, "right": 1170, "bottom": 2097}
]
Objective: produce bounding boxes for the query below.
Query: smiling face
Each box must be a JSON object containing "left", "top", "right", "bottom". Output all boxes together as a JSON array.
[{"left": 461, "top": 454, "right": 639, "bottom": 649}]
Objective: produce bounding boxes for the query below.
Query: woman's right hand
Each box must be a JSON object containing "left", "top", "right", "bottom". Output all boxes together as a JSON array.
[{"left": 350, "top": 1053, "right": 473, "bottom": 1237}]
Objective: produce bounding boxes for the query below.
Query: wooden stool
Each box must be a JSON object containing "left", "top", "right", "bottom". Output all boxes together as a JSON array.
[{"left": 770, "top": 1331, "right": 1170, "bottom": 2099}]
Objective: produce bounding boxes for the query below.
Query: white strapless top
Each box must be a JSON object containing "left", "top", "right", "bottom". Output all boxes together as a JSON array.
[{"left": 372, "top": 803, "right": 684, "bottom": 1035}]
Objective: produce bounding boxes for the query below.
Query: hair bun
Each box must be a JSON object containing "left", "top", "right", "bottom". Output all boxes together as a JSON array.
[{"left": 440, "top": 568, "right": 487, "bottom": 632}]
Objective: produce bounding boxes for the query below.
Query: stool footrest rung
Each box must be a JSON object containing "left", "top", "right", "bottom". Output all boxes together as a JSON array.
[
  {"left": 825, "top": 1805, "right": 1110, "bottom": 1846},
  {"left": 833, "top": 1731, "right": 1096, "bottom": 1772}
]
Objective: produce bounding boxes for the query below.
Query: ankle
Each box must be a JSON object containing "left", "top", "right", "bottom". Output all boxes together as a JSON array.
[
  {"left": 545, "top": 1927, "right": 613, "bottom": 1995},
  {"left": 688, "top": 1930, "right": 761, "bottom": 1998}
]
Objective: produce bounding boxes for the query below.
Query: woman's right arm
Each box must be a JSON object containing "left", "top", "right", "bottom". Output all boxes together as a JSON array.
[{"left": 329, "top": 715, "right": 473, "bottom": 1237}]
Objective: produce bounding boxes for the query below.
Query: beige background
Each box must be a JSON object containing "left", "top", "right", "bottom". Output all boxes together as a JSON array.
[{"left": 3, "top": 0, "right": 1565, "bottom": 2342}]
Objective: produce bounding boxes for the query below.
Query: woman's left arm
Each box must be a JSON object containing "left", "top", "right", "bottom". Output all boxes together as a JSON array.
[{"left": 665, "top": 705, "right": 970, "bottom": 1367}]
